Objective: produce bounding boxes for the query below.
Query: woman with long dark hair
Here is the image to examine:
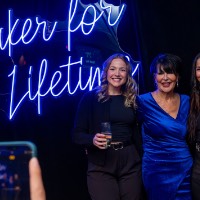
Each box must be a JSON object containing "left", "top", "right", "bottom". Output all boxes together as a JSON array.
[{"left": 188, "top": 53, "right": 200, "bottom": 200}]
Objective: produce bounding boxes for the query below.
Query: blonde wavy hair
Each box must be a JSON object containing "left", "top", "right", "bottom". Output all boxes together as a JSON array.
[{"left": 96, "top": 53, "right": 138, "bottom": 108}]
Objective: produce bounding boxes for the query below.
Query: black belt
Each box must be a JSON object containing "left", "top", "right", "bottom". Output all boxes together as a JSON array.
[{"left": 110, "top": 141, "right": 133, "bottom": 150}]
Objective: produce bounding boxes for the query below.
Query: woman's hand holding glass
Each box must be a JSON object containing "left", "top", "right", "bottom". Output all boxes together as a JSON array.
[
  {"left": 93, "top": 133, "right": 107, "bottom": 149},
  {"left": 93, "top": 122, "right": 112, "bottom": 149}
]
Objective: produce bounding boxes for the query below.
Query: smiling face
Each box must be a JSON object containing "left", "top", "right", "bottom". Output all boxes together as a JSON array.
[
  {"left": 107, "top": 58, "right": 128, "bottom": 95},
  {"left": 154, "top": 66, "right": 178, "bottom": 93},
  {"left": 196, "top": 58, "right": 200, "bottom": 82}
]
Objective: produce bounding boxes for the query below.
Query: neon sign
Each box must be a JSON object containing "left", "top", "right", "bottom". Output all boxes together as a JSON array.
[
  {"left": 0, "top": 0, "right": 126, "bottom": 56},
  {"left": 9, "top": 57, "right": 102, "bottom": 119},
  {"left": 0, "top": 0, "right": 140, "bottom": 119},
  {"left": 0, "top": 10, "right": 57, "bottom": 56}
]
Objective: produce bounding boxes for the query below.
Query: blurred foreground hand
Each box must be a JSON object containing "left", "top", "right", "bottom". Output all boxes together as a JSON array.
[{"left": 29, "top": 157, "right": 46, "bottom": 200}]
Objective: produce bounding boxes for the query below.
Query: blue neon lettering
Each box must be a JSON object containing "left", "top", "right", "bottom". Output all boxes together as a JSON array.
[
  {"left": 50, "top": 71, "right": 62, "bottom": 96},
  {"left": 132, "top": 63, "right": 140, "bottom": 76},
  {"left": 36, "top": 17, "right": 57, "bottom": 41},
  {"left": 8, "top": 56, "right": 104, "bottom": 119},
  {"left": 67, "top": 0, "right": 126, "bottom": 51},
  {"left": 1, "top": 0, "right": 125, "bottom": 55},
  {"left": 0, "top": 10, "right": 57, "bottom": 57},
  {"left": 0, "top": 1, "right": 140, "bottom": 119},
  {"left": 9, "top": 66, "right": 29, "bottom": 119},
  {"left": 100, "top": 0, "right": 126, "bottom": 26}
]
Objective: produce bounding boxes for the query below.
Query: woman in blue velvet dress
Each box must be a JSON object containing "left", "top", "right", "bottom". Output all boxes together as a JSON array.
[{"left": 137, "top": 53, "right": 193, "bottom": 200}]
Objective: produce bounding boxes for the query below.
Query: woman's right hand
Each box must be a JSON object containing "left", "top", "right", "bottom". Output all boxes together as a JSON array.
[{"left": 93, "top": 133, "right": 107, "bottom": 149}]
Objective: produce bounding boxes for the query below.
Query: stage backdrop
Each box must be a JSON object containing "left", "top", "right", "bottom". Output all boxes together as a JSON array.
[
  {"left": 0, "top": 0, "right": 141, "bottom": 199},
  {"left": 0, "top": 0, "right": 199, "bottom": 199}
]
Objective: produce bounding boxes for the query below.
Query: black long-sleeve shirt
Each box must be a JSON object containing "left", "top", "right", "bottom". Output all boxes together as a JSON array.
[{"left": 73, "top": 89, "right": 142, "bottom": 165}]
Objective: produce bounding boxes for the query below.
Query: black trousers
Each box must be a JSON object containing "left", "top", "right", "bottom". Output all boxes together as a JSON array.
[
  {"left": 191, "top": 169, "right": 200, "bottom": 200},
  {"left": 87, "top": 144, "right": 142, "bottom": 200},
  {"left": 191, "top": 178, "right": 200, "bottom": 200}
]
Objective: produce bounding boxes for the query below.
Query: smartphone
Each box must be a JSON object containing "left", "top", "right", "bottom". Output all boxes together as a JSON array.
[{"left": 0, "top": 141, "right": 37, "bottom": 200}]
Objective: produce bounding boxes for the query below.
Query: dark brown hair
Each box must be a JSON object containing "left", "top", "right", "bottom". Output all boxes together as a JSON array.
[
  {"left": 188, "top": 53, "right": 200, "bottom": 140},
  {"left": 150, "top": 53, "right": 182, "bottom": 76}
]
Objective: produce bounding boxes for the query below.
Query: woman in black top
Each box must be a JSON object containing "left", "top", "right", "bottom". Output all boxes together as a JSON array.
[
  {"left": 73, "top": 53, "right": 143, "bottom": 200},
  {"left": 188, "top": 53, "right": 200, "bottom": 200}
]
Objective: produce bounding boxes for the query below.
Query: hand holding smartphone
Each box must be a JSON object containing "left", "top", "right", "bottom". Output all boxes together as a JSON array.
[{"left": 0, "top": 141, "right": 37, "bottom": 200}]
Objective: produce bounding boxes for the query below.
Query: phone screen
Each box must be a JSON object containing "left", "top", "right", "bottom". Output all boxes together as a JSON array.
[{"left": 0, "top": 141, "right": 37, "bottom": 200}]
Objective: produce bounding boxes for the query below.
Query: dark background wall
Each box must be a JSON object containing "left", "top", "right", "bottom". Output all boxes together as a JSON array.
[{"left": 0, "top": 0, "right": 200, "bottom": 199}]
